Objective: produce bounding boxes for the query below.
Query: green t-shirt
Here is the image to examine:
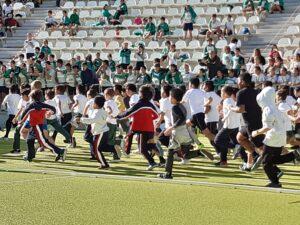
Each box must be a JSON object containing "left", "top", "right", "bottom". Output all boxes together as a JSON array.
[
  {"left": 114, "top": 73, "right": 128, "bottom": 84},
  {"left": 150, "top": 70, "right": 165, "bottom": 85},
  {"left": 145, "top": 22, "right": 156, "bottom": 35},
  {"left": 165, "top": 71, "right": 183, "bottom": 85},
  {"left": 70, "top": 13, "right": 80, "bottom": 25},
  {"left": 119, "top": 49, "right": 131, "bottom": 65},
  {"left": 109, "top": 60, "right": 116, "bottom": 72},
  {"left": 157, "top": 22, "right": 170, "bottom": 35},
  {"left": 41, "top": 46, "right": 52, "bottom": 55}
]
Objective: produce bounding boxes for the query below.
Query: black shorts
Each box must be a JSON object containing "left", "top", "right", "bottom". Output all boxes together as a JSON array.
[
  {"left": 183, "top": 23, "right": 193, "bottom": 31},
  {"left": 206, "top": 121, "right": 218, "bottom": 135},
  {"left": 0, "top": 86, "right": 8, "bottom": 93},
  {"left": 239, "top": 126, "right": 264, "bottom": 148},
  {"left": 120, "top": 63, "right": 129, "bottom": 70},
  {"left": 26, "top": 53, "right": 34, "bottom": 59},
  {"left": 191, "top": 113, "right": 207, "bottom": 131},
  {"left": 135, "top": 61, "right": 145, "bottom": 70}
]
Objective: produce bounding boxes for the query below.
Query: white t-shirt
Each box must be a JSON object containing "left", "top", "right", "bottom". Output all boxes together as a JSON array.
[
  {"left": 205, "top": 91, "right": 222, "bottom": 123},
  {"left": 2, "top": 94, "right": 21, "bottom": 115},
  {"left": 129, "top": 93, "right": 139, "bottom": 107},
  {"left": 182, "top": 88, "right": 206, "bottom": 116},
  {"left": 85, "top": 98, "right": 94, "bottom": 117},
  {"left": 24, "top": 39, "right": 39, "bottom": 54},
  {"left": 104, "top": 99, "right": 119, "bottom": 125},
  {"left": 73, "top": 94, "right": 87, "bottom": 115},
  {"left": 159, "top": 97, "right": 173, "bottom": 129},
  {"left": 278, "top": 102, "right": 293, "bottom": 132},
  {"left": 45, "top": 99, "right": 57, "bottom": 120},
  {"left": 3, "top": 3, "right": 13, "bottom": 16},
  {"left": 222, "top": 98, "right": 240, "bottom": 129},
  {"left": 262, "top": 106, "right": 287, "bottom": 147},
  {"left": 55, "top": 94, "right": 71, "bottom": 115},
  {"left": 286, "top": 95, "right": 297, "bottom": 106}
]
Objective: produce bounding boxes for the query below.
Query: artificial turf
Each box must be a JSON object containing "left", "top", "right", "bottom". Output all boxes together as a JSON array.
[{"left": 0, "top": 130, "right": 300, "bottom": 224}]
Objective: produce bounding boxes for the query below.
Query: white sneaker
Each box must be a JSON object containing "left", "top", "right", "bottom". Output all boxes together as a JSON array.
[
  {"left": 115, "top": 145, "right": 122, "bottom": 159},
  {"left": 213, "top": 154, "right": 220, "bottom": 159},
  {"left": 147, "top": 163, "right": 158, "bottom": 171},
  {"left": 179, "top": 159, "right": 190, "bottom": 165}
]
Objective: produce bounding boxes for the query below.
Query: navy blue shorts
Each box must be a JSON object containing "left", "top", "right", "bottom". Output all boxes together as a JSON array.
[{"left": 183, "top": 23, "right": 193, "bottom": 31}]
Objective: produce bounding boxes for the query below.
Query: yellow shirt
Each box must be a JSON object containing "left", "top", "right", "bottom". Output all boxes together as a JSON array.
[{"left": 114, "top": 95, "right": 126, "bottom": 113}]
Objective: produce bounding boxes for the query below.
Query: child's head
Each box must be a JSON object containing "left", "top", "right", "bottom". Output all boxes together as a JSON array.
[
  {"left": 140, "top": 65, "right": 147, "bottom": 74},
  {"left": 20, "top": 84, "right": 31, "bottom": 99},
  {"left": 184, "top": 63, "right": 190, "bottom": 72},
  {"left": 126, "top": 83, "right": 137, "bottom": 96},
  {"left": 294, "top": 87, "right": 300, "bottom": 98},
  {"left": 76, "top": 84, "right": 86, "bottom": 95},
  {"left": 154, "top": 63, "right": 160, "bottom": 72},
  {"left": 204, "top": 80, "right": 214, "bottom": 92},
  {"left": 123, "top": 42, "right": 129, "bottom": 49},
  {"left": 48, "top": 10, "right": 53, "bottom": 16},
  {"left": 55, "top": 85, "right": 66, "bottom": 95},
  {"left": 189, "top": 77, "right": 200, "bottom": 89},
  {"left": 45, "top": 89, "right": 55, "bottom": 100},
  {"left": 116, "top": 64, "right": 123, "bottom": 74},
  {"left": 19, "top": 54, "right": 24, "bottom": 60},
  {"left": 30, "top": 90, "right": 43, "bottom": 102},
  {"left": 104, "top": 88, "right": 115, "bottom": 100},
  {"left": 133, "top": 66, "right": 139, "bottom": 75},
  {"left": 139, "top": 85, "right": 153, "bottom": 101},
  {"left": 276, "top": 89, "right": 288, "bottom": 103},
  {"left": 235, "top": 48, "right": 241, "bottom": 56},
  {"left": 57, "top": 59, "right": 63, "bottom": 67},
  {"left": 170, "top": 88, "right": 184, "bottom": 104},
  {"left": 254, "top": 66, "right": 261, "bottom": 75},
  {"left": 73, "top": 65, "right": 79, "bottom": 73},
  {"left": 221, "top": 86, "right": 233, "bottom": 99},
  {"left": 10, "top": 84, "right": 19, "bottom": 94},
  {"left": 87, "top": 89, "right": 98, "bottom": 99},
  {"left": 93, "top": 95, "right": 105, "bottom": 109},
  {"left": 280, "top": 67, "right": 287, "bottom": 76},
  {"left": 170, "top": 64, "right": 177, "bottom": 73},
  {"left": 262, "top": 81, "right": 273, "bottom": 89},
  {"left": 65, "top": 63, "right": 71, "bottom": 71},
  {"left": 148, "top": 16, "right": 153, "bottom": 22},
  {"left": 161, "top": 84, "right": 173, "bottom": 98},
  {"left": 217, "top": 70, "right": 224, "bottom": 78},
  {"left": 160, "top": 17, "right": 165, "bottom": 22},
  {"left": 170, "top": 44, "right": 176, "bottom": 51},
  {"left": 228, "top": 69, "right": 234, "bottom": 77},
  {"left": 114, "top": 84, "right": 123, "bottom": 95}
]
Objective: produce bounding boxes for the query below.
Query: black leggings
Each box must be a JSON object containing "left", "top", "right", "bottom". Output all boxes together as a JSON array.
[
  {"left": 139, "top": 132, "right": 159, "bottom": 165},
  {"left": 52, "top": 113, "right": 72, "bottom": 140},
  {"left": 4, "top": 114, "right": 16, "bottom": 138},
  {"left": 262, "top": 145, "right": 295, "bottom": 184}
]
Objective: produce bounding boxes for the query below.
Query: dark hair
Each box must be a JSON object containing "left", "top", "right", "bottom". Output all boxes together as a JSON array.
[
  {"left": 46, "top": 89, "right": 55, "bottom": 99},
  {"left": 140, "top": 65, "right": 146, "bottom": 70},
  {"left": 30, "top": 90, "right": 43, "bottom": 102},
  {"left": 10, "top": 84, "right": 19, "bottom": 94},
  {"left": 179, "top": 85, "right": 186, "bottom": 94},
  {"left": 231, "top": 87, "right": 239, "bottom": 97},
  {"left": 87, "top": 89, "right": 98, "bottom": 98},
  {"left": 139, "top": 85, "right": 153, "bottom": 101},
  {"left": 72, "top": 65, "right": 79, "bottom": 70},
  {"left": 254, "top": 66, "right": 261, "bottom": 72},
  {"left": 204, "top": 80, "right": 214, "bottom": 92},
  {"left": 171, "top": 88, "right": 184, "bottom": 102},
  {"left": 263, "top": 81, "right": 273, "bottom": 87},
  {"left": 114, "top": 84, "right": 123, "bottom": 94},
  {"left": 55, "top": 84, "right": 66, "bottom": 93},
  {"left": 48, "top": 10, "right": 52, "bottom": 14},
  {"left": 57, "top": 59, "right": 63, "bottom": 65},
  {"left": 222, "top": 85, "right": 233, "bottom": 96},
  {"left": 90, "top": 84, "right": 99, "bottom": 94},
  {"left": 190, "top": 77, "right": 200, "bottom": 88},
  {"left": 277, "top": 89, "right": 288, "bottom": 101},
  {"left": 77, "top": 84, "right": 86, "bottom": 95},
  {"left": 94, "top": 95, "right": 105, "bottom": 108},
  {"left": 162, "top": 84, "right": 173, "bottom": 97},
  {"left": 104, "top": 88, "right": 115, "bottom": 97},
  {"left": 126, "top": 83, "right": 137, "bottom": 93},
  {"left": 239, "top": 73, "right": 252, "bottom": 85},
  {"left": 20, "top": 84, "right": 31, "bottom": 96}
]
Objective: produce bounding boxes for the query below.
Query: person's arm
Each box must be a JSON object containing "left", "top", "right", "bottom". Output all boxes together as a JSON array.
[
  {"left": 116, "top": 102, "right": 140, "bottom": 120},
  {"left": 56, "top": 97, "right": 63, "bottom": 117},
  {"left": 71, "top": 99, "right": 79, "bottom": 111},
  {"left": 251, "top": 127, "right": 270, "bottom": 137},
  {"left": 81, "top": 111, "right": 102, "bottom": 125}
]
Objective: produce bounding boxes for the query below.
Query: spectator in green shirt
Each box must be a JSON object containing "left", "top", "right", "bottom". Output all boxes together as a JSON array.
[
  {"left": 143, "top": 17, "right": 156, "bottom": 39},
  {"left": 4, "top": 60, "right": 21, "bottom": 85},
  {"left": 93, "top": 52, "right": 102, "bottom": 71},
  {"left": 242, "top": 0, "right": 255, "bottom": 16},
  {"left": 119, "top": 42, "right": 131, "bottom": 70},
  {"left": 61, "top": 10, "right": 71, "bottom": 26},
  {"left": 270, "top": 0, "right": 284, "bottom": 14},
  {"left": 41, "top": 40, "right": 52, "bottom": 58},
  {"left": 203, "top": 37, "right": 217, "bottom": 59},
  {"left": 113, "top": 0, "right": 128, "bottom": 20},
  {"left": 69, "top": 8, "right": 80, "bottom": 36},
  {"left": 165, "top": 64, "right": 183, "bottom": 85},
  {"left": 108, "top": 53, "right": 116, "bottom": 73},
  {"left": 156, "top": 17, "right": 170, "bottom": 40},
  {"left": 212, "top": 70, "right": 227, "bottom": 91},
  {"left": 257, "top": 0, "right": 271, "bottom": 15},
  {"left": 114, "top": 64, "right": 128, "bottom": 85},
  {"left": 150, "top": 63, "right": 166, "bottom": 86},
  {"left": 139, "top": 66, "right": 152, "bottom": 84}
]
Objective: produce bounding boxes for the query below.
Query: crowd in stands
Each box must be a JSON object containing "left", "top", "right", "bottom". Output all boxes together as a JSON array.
[{"left": 0, "top": 0, "right": 300, "bottom": 188}]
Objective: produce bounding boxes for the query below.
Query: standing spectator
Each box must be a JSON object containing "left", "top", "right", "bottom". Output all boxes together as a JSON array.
[
  {"left": 24, "top": 33, "right": 39, "bottom": 61},
  {"left": 205, "top": 51, "right": 222, "bottom": 79},
  {"left": 80, "top": 62, "right": 98, "bottom": 89},
  {"left": 232, "top": 48, "right": 245, "bottom": 76},
  {"left": 206, "top": 14, "right": 222, "bottom": 39},
  {"left": 181, "top": 4, "right": 197, "bottom": 40},
  {"left": 222, "top": 46, "right": 233, "bottom": 69},
  {"left": 134, "top": 44, "right": 146, "bottom": 70},
  {"left": 168, "top": 44, "right": 180, "bottom": 66},
  {"left": 119, "top": 42, "right": 131, "bottom": 70}
]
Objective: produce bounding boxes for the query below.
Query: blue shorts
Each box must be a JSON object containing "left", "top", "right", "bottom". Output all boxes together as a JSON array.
[{"left": 24, "top": 120, "right": 47, "bottom": 130}]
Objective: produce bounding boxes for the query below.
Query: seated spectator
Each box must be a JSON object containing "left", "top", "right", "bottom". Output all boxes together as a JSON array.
[
  {"left": 257, "top": 0, "right": 271, "bottom": 15},
  {"left": 270, "top": 0, "right": 284, "bottom": 14},
  {"left": 206, "top": 14, "right": 222, "bottom": 39},
  {"left": 195, "top": 68, "right": 208, "bottom": 83},
  {"left": 228, "top": 38, "right": 241, "bottom": 53},
  {"left": 161, "top": 40, "right": 171, "bottom": 63},
  {"left": 45, "top": 10, "right": 57, "bottom": 30},
  {"left": 232, "top": 48, "right": 245, "bottom": 76},
  {"left": 114, "top": 64, "right": 128, "bottom": 85},
  {"left": 181, "top": 4, "right": 197, "bottom": 40},
  {"left": 221, "top": 46, "right": 233, "bottom": 69},
  {"left": 249, "top": 57, "right": 263, "bottom": 74},
  {"left": 143, "top": 17, "right": 156, "bottom": 39},
  {"left": 274, "top": 56, "right": 284, "bottom": 74},
  {"left": 224, "top": 14, "right": 234, "bottom": 36},
  {"left": 203, "top": 37, "right": 217, "bottom": 59},
  {"left": 277, "top": 67, "right": 290, "bottom": 85},
  {"left": 119, "top": 42, "right": 131, "bottom": 70},
  {"left": 181, "top": 63, "right": 194, "bottom": 83},
  {"left": 289, "top": 67, "right": 300, "bottom": 87},
  {"left": 264, "top": 57, "right": 275, "bottom": 74},
  {"left": 225, "top": 69, "right": 237, "bottom": 86},
  {"left": 93, "top": 52, "right": 102, "bottom": 71},
  {"left": 242, "top": 0, "right": 255, "bottom": 16},
  {"left": 41, "top": 40, "right": 52, "bottom": 58},
  {"left": 113, "top": 0, "right": 128, "bottom": 21},
  {"left": 212, "top": 70, "right": 226, "bottom": 91},
  {"left": 251, "top": 66, "right": 266, "bottom": 88},
  {"left": 80, "top": 62, "right": 98, "bottom": 89},
  {"left": 96, "top": 60, "right": 111, "bottom": 84},
  {"left": 165, "top": 64, "right": 183, "bottom": 85},
  {"left": 139, "top": 66, "right": 152, "bottom": 85},
  {"left": 102, "top": 4, "right": 113, "bottom": 24},
  {"left": 204, "top": 51, "right": 222, "bottom": 79},
  {"left": 156, "top": 17, "right": 170, "bottom": 40},
  {"left": 250, "top": 48, "right": 266, "bottom": 65},
  {"left": 150, "top": 63, "right": 166, "bottom": 86},
  {"left": 289, "top": 53, "right": 300, "bottom": 72},
  {"left": 60, "top": 10, "right": 71, "bottom": 27},
  {"left": 266, "top": 66, "right": 277, "bottom": 83},
  {"left": 268, "top": 44, "right": 282, "bottom": 59},
  {"left": 2, "top": 0, "right": 13, "bottom": 18}
]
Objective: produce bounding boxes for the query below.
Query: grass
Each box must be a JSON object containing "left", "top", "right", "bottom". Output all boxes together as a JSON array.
[{"left": 1, "top": 130, "right": 300, "bottom": 224}]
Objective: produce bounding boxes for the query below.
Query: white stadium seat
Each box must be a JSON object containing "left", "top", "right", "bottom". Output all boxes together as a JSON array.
[
  {"left": 291, "top": 38, "right": 300, "bottom": 47},
  {"left": 168, "top": 8, "right": 179, "bottom": 15},
  {"left": 76, "top": 30, "right": 88, "bottom": 39},
  {"left": 94, "top": 41, "right": 106, "bottom": 50},
  {"left": 82, "top": 41, "right": 94, "bottom": 49},
  {"left": 149, "top": 52, "right": 162, "bottom": 60},
  {"left": 156, "top": 8, "right": 166, "bottom": 15},
  {"left": 112, "top": 52, "right": 119, "bottom": 61},
  {"left": 147, "top": 41, "right": 160, "bottom": 49},
  {"left": 277, "top": 38, "right": 291, "bottom": 48},
  {"left": 196, "top": 17, "right": 207, "bottom": 26},
  {"left": 206, "top": 7, "right": 218, "bottom": 15},
  {"left": 173, "top": 29, "right": 183, "bottom": 37},
  {"left": 107, "top": 41, "right": 120, "bottom": 49},
  {"left": 139, "top": 0, "right": 149, "bottom": 6},
  {"left": 60, "top": 52, "right": 72, "bottom": 61},
  {"left": 231, "top": 6, "right": 242, "bottom": 15},
  {"left": 50, "top": 31, "right": 62, "bottom": 39},
  {"left": 234, "top": 16, "right": 247, "bottom": 26},
  {"left": 188, "top": 40, "right": 201, "bottom": 49},
  {"left": 119, "top": 30, "right": 130, "bottom": 38},
  {"left": 151, "top": 0, "right": 162, "bottom": 6},
  {"left": 100, "top": 52, "right": 108, "bottom": 59},
  {"left": 131, "top": 9, "right": 141, "bottom": 17},
  {"left": 215, "top": 39, "right": 228, "bottom": 49},
  {"left": 99, "top": 1, "right": 109, "bottom": 6},
  {"left": 105, "top": 30, "right": 115, "bottom": 38},
  {"left": 192, "top": 52, "right": 203, "bottom": 60},
  {"left": 87, "top": 1, "right": 98, "bottom": 7},
  {"left": 194, "top": 7, "right": 205, "bottom": 15},
  {"left": 286, "top": 26, "right": 300, "bottom": 35},
  {"left": 36, "top": 31, "right": 49, "bottom": 40},
  {"left": 74, "top": 52, "right": 85, "bottom": 59},
  {"left": 68, "top": 41, "right": 81, "bottom": 50},
  {"left": 126, "top": 0, "right": 137, "bottom": 6},
  {"left": 175, "top": 40, "right": 187, "bottom": 49},
  {"left": 53, "top": 41, "right": 66, "bottom": 50},
  {"left": 294, "top": 14, "right": 300, "bottom": 23},
  {"left": 170, "top": 18, "right": 181, "bottom": 27},
  {"left": 143, "top": 8, "right": 154, "bottom": 16},
  {"left": 164, "top": 0, "right": 175, "bottom": 5},
  {"left": 75, "top": 1, "right": 86, "bottom": 7},
  {"left": 62, "top": 1, "right": 74, "bottom": 9},
  {"left": 283, "top": 50, "right": 294, "bottom": 59},
  {"left": 219, "top": 7, "right": 230, "bottom": 15},
  {"left": 248, "top": 16, "right": 260, "bottom": 25},
  {"left": 92, "top": 30, "right": 104, "bottom": 38},
  {"left": 13, "top": 2, "right": 24, "bottom": 11},
  {"left": 122, "top": 19, "right": 132, "bottom": 27},
  {"left": 79, "top": 10, "right": 90, "bottom": 19},
  {"left": 203, "top": 0, "right": 213, "bottom": 4},
  {"left": 90, "top": 10, "right": 102, "bottom": 18}
]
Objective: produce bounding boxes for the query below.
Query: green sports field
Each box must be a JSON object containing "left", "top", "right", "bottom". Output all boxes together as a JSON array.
[{"left": 1, "top": 131, "right": 300, "bottom": 225}]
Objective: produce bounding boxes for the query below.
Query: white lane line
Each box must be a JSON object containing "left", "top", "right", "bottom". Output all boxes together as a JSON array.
[
  {"left": 1, "top": 167, "right": 300, "bottom": 195},
  {"left": 0, "top": 175, "right": 76, "bottom": 185}
]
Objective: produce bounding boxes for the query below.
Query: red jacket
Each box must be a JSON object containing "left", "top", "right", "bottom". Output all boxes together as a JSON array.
[{"left": 117, "top": 99, "right": 158, "bottom": 132}]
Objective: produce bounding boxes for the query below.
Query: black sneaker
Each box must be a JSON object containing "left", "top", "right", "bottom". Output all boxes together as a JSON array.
[
  {"left": 157, "top": 173, "right": 173, "bottom": 179},
  {"left": 98, "top": 165, "right": 110, "bottom": 170},
  {"left": 265, "top": 182, "right": 282, "bottom": 188},
  {"left": 23, "top": 155, "right": 32, "bottom": 162},
  {"left": 10, "top": 149, "right": 20, "bottom": 154},
  {"left": 55, "top": 154, "right": 62, "bottom": 162},
  {"left": 214, "top": 161, "right": 228, "bottom": 167},
  {"left": 277, "top": 171, "right": 284, "bottom": 179}
]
